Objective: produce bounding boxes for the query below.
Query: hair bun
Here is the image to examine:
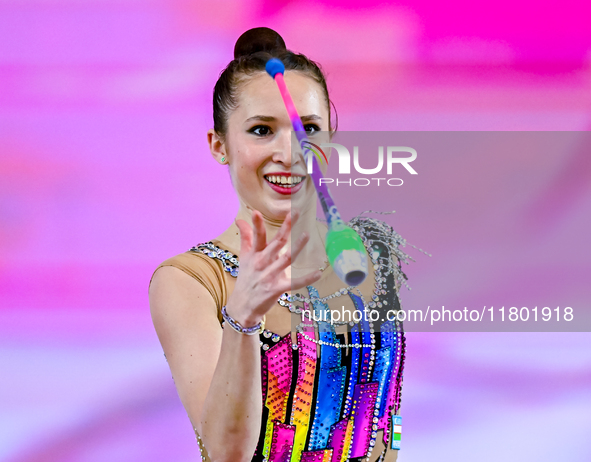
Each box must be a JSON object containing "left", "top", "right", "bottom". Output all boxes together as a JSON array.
[{"left": 234, "top": 27, "right": 287, "bottom": 59}]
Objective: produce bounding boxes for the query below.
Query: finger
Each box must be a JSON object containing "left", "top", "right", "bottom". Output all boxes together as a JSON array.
[
  {"left": 267, "top": 232, "right": 310, "bottom": 274},
  {"left": 235, "top": 219, "right": 253, "bottom": 254},
  {"left": 288, "top": 269, "right": 324, "bottom": 292},
  {"left": 251, "top": 211, "right": 267, "bottom": 253},
  {"left": 290, "top": 208, "right": 300, "bottom": 224},
  {"left": 290, "top": 231, "right": 313, "bottom": 264},
  {"left": 265, "top": 211, "right": 292, "bottom": 256}
]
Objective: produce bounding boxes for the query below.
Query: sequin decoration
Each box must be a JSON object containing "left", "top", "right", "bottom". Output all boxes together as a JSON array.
[
  {"left": 373, "top": 320, "right": 399, "bottom": 426},
  {"left": 265, "top": 335, "right": 293, "bottom": 423},
  {"left": 261, "top": 352, "right": 269, "bottom": 405},
  {"left": 263, "top": 420, "right": 296, "bottom": 462},
  {"left": 349, "top": 293, "right": 374, "bottom": 383},
  {"left": 327, "top": 418, "right": 354, "bottom": 462},
  {"left": 300, "top": 449, "right": 333, "bottom": 462},
  {"left": 188, "top": 211, "right": 420, "bottom": 461},
  {"left": 308, "top": 287, "right": 347, "bottom": 451},
  {"left": 348, "top": 382, "right": 379, "bottom": 458},
  {"left": 370, "top": 346, "right": 392, "bottom": 419},
  {"left": 290, "top": 335, "right": 317, "bottom": 462},
  {"left": 342, "top": 323, "right": 360, "bottom": 417},
  {"left": 378, "top": 329, "right": 404, "bottom": 433},
  {"left": 190, "top": 242, "right": 240, "bottom": 277}
]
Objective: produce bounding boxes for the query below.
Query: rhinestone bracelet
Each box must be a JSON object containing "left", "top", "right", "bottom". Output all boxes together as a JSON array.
[{"left": 221, "top": 305, "right": 265, "bottom": 335}]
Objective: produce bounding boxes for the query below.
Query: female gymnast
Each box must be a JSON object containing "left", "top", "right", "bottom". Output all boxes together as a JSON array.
[{"left": 149, "top": 27, "right": 409, "bottom": 462}]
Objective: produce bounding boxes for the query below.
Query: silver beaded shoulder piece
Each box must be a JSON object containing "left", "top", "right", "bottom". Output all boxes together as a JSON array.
[{"left": 347, "top": 210, "right": 431, "bottom": 294}]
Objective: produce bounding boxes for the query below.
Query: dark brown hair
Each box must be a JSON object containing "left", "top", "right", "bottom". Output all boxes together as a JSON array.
[{"left": 213, "top": 27, "right": 337, "bottom": 140}]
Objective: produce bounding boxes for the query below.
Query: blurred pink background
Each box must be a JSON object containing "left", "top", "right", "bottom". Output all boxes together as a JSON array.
[{"left": 1, "top": 1, "right": 590, "bottom": 461}]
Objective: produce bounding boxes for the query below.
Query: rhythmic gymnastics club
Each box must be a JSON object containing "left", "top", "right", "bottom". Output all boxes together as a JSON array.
[{"left": 265, "top": 58, "right": 368, "bottom": 286}]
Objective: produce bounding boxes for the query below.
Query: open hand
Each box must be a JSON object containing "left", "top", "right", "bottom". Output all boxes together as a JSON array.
[{"left": 225, "top": 210, "right": 323, "bottom": 327}]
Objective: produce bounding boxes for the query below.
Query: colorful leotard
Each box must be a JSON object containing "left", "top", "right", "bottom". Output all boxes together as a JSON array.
[{"left": 151, "top": 214, "right": 411, "bottom": 461}]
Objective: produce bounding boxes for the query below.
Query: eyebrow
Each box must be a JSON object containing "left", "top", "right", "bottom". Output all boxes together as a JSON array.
[{"left": 245, "top": 114, "right": 323, "bottom": 123}]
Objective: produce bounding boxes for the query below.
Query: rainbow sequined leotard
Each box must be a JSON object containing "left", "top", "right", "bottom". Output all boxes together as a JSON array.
[{"left": 191, "top": 215, "right": 411, "bottom": 462}]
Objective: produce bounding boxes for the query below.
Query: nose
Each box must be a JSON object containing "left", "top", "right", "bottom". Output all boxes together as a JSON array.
[{"left": 271, "top": 127, "right": 303, "bottom": 169}]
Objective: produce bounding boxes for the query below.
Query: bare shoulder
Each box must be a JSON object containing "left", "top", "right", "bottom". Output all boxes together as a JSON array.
[
  {"left": 149, "top": 264, "right": 221, "bottom": 350},
  {"left": 150, "top": 265, "right": 215, "bottom": 310}
]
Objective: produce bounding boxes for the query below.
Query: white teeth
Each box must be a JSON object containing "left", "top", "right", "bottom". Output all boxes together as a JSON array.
[{"left": 265, "top": 175, "right": 304, "bottom": 187}]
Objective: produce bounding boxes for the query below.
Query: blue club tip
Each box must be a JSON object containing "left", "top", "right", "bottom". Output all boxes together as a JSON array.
[{"left": 265, "top": 58, "right": 285, "bottom": 78}]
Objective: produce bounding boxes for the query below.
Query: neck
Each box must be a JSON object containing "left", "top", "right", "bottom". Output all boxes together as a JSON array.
[
  {"left": 235, "top": 202, "right": 284, "bottom": 241},
  {"left": 219, "top": 200, "right": 327, "bottom": 273}
]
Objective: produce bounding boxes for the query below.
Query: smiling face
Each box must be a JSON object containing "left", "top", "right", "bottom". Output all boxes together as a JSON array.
[{"left": 210, "top": 70, "right": 331, "bottom": 220}]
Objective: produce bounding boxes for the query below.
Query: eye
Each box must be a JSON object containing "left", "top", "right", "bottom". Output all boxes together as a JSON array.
[
  {"left": 304, "top": 124, "right": 321, "bottom": 135},
  {"left": 248, "top": 125, "right": 272, "bottom": 137}
]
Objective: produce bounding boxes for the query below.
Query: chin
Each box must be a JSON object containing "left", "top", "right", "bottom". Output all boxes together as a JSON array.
[
  {"left": 266, "top": 203, "right": 291, "bottom": 221},
  {"left": 249, "top": 183, "right": 316, "bottom": 221}
]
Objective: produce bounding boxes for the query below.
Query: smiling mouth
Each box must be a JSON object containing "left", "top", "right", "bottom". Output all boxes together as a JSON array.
[{"left": 264, "top": 174, "right": 305, "bottom": 188}]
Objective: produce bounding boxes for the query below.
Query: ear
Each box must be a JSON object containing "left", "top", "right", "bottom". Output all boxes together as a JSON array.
[{"left": 207, "top": 129, "right": 227, "bottom": 163}]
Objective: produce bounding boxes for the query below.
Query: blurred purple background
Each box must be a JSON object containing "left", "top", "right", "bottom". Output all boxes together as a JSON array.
[{"left": 1, "top": 1, "right": 590, "bottom": 461}]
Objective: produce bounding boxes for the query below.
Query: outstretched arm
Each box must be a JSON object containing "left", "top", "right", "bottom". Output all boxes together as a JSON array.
[{"left": 149, "top": 210, "right": 321, "bottom": 462}]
